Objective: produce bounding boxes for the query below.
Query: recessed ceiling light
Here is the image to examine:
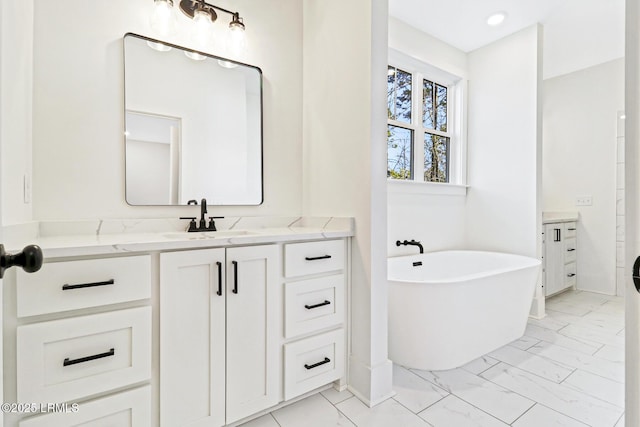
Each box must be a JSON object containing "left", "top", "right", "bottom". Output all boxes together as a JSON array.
[{"left": 487, "top": 12, "right": 507, "bottom": 26}]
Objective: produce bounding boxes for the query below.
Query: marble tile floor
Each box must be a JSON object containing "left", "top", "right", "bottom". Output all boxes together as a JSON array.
[{"left": 240, "top": 290, "right": 624, "bottom": 427}]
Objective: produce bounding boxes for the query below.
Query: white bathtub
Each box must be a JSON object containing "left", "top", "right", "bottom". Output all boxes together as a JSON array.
[{"left": 388, "top": 250, "right": 540, "bottom": 371}]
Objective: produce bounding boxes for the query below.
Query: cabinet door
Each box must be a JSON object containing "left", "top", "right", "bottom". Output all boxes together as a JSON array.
[
  {"left": 544, "top": 224, "right": 564, "bottom": 296},
  {"left": 225, "top": 245, "right": 280, "bottom": 424},
  {"left": 160, "top": 249, "right": 226, "bottom": 427}
]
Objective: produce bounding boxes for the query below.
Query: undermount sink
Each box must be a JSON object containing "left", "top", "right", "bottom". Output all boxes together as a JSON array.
[{"left": 162, "top": 230, "right": 257, "bottom": 239}]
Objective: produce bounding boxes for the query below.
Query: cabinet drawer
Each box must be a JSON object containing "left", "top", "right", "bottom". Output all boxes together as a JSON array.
[
  {"left": 564, "top": 222, "right": 577, "bottom": 238},
  {"left": 17, "top": 255, "right": 151, "bottom": 317},
  {"left": 284, "top": 240, "right": 344, "bottom": 278},
  {"left": 284, "top": 329, "right": 345, "bottom": 400},
  {"left": 565, "top": 238, "right": 577, "bottom": 263},
  {"left": 19, "top": 386, "right": 151, "bottom": 427},
  {"left": 17, "top": 307, "right": 151, "bottom": 404},
  {"left": 565, "top": 262, "right": 577, "bottom": 287},
  {"left": 284, "top": 274, "right": 344, "bottom": 338}
]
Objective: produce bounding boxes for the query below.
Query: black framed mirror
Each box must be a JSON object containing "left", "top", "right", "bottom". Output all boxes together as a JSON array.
[{"left": 123, "top": 33, "right": 263, "bottom": 206}]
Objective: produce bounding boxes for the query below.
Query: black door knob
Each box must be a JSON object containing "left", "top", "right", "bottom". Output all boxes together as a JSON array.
[
  {"left": 0, "top": 244, "right": 43, "bottom": 278},
  {"left": 634, "top": 255, "right": 640, "bottom": 293}
]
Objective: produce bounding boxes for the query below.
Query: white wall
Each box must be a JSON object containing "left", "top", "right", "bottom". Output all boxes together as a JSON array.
[
  {"left": 387, "top": 18, "right": 468, "bottom": 256},
  {"left": 466, "top": 25, "right": 543, "bottom": 259},
  {"left": 624, "top": 1, "right": 640, "bottom": 422},
  {"left": 543, "top": 58, "right": 624, "bottom": 295},
  {"left": 302, "top": 0, "right": 393, "bottom": 405},
  {"left": 1, "top": 0, "right": 34, "bottom": 225},
  {"left": 31, "top": 0, "right": 302, "bottom": 220}
]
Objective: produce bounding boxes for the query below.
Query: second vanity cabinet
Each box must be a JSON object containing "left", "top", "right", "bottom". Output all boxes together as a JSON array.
[
  {"left": 543, "top": 220, "right": 578, "bottom": 296},
  {"left": 159, "top": 245, "right": 279, "bottom": 427}
]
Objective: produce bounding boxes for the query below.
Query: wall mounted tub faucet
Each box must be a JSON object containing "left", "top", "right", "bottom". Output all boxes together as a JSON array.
[{"left": 396, "top": 239, "right": 424, "bottom": 254}]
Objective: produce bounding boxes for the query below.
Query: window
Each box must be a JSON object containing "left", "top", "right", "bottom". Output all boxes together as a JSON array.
[{"left": 387, "top": 63, "right": 462, "bottom": 186}]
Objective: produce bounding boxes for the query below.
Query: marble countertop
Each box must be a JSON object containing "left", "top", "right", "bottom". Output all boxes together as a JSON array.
[
  {"left": 3, "top": 217, "right": 354, "bottom": 259},
  {"left": 542, "top": 212, "right": 579, "bottom": 224}
]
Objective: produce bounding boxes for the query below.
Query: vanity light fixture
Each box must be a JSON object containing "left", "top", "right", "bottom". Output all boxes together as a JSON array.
[
  {"left": 486, "top": 12, "right": 507, "bottom": 26},
  {"left": 150, "top": 0, "right": 246, "bottom": 54}
]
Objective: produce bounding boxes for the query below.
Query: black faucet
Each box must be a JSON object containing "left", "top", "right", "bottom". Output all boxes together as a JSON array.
[
  {"left": 396, "top": 239, "right": 424, "bottom": 254},
  {"left": 180, "top": 198, "right": 223, "bottom": 232},
  {"left": 199, "top": 198, "right": 208, "bottom": 230}
]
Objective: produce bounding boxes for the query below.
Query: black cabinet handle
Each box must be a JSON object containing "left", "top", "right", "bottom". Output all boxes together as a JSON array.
[
  {"left": 305, "top": 300, "right": 331, "bottom": 310},
  {"left": 554, "top": 229, "right": 561, "bottom": 242},
  {"left": 567, "top": 228, "right": 576, "bottom": 231},
  {"left": 304, "top": 357, "right": 330, "bottom": 370},
  {"left": 63, "top": 348, "right": 115, "bottom": 367},
  {"left": 62, "top": 279, "right": 114, "bottom": 291},
  {"left": 305, "top": 255, "right": 332, "bottom": 261},
  {"left": 232, "top": 261, "right": 238, "bottom": 294},
  {"left": 567, "top": 273, "right": 576, "bottom": 277},
  {"left": 216, "top": 262, "right": 222, "bottom": 296},
  {"left": 0, "top": 244, "right": 43, "bottom": 279},
  {"left": 567, "top": 248, "right": 576, "bottom": 252}
]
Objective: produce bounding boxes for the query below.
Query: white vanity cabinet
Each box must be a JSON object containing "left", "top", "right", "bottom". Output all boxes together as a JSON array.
[
  {"left": 159, "top": 244, "right": 280, "bottom": 427},
  {"left": 282, "top": 240, "right": 347, "bottom": 400},
  {"left": 10, "top": 255, "right": 153, "bottom": 427},
  {"left": 543, "top": 221, "right": 578, "bottom": 296},
  {"left": 4, "top": 223, "right": 352, "bottom": 427}
]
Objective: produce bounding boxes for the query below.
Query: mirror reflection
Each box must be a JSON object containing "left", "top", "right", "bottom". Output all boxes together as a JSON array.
[{"left": 123, "top": 33, "right": 263, "bottom": 206}]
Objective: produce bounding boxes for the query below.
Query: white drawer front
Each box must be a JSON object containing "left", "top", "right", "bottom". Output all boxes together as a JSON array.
[
  {"left": 284, "top": 329, "right": 345, "bottom": 400},
  {"left": 565, "top": 238, "right": 577, "bottom": 263},
  {"left": 19, "top": 386, "right": 151, "bottom": 427},
  {"left": 17, "top": 255, "right": 151, "bottom": 317},
  {"left": 285, "top": 274, "right": 344, "bottom": 338},
  {"left": 565, "top": 262, "right": 577, "bottom": 287},
  {"left": 284, "top": 240, "right": 345, "bottom": 278},
  {"left": 564, "top": 222, "right": 577, "bottom": 238},
  {"left": 17, "top": 307, "right": 151, "bottom": 404}
]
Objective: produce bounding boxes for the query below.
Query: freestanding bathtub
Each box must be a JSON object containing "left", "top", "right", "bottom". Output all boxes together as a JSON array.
[{"left": 388, "top": 250, "right": 540, "bottom": 371}]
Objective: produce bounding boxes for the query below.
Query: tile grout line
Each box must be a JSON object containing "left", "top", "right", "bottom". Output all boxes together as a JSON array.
[
  {"left": 508, "top": 402, "right": 538, "bottom": 426},
  {"left": 268, "top": 412, "right": 283, "bottom": 427},
  {"left": 325, "top": 395, "right": 360, "bottom": 427},
  {"left": 413, "top": 361, "right": 538, "bottom": 425},
  {"left": 389, "top": 386, "right": 449, "bottom": 416},
  {"left": 414, "top": 392, "right": 522, "bottom": 427}
]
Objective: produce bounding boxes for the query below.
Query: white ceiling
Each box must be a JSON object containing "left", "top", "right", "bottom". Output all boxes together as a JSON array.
[{"left": 388, "top": 0, "right": 625, "bottom": 79}]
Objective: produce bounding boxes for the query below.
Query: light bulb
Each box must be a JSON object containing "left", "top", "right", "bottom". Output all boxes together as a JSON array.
[
  {"left": 218, "top": 59, "right": 237, "bottom": 69},
  {"left": 146, "top": 41, "right": 172, "bottom": 52},
  {"left": 191, "top": 9, "right": 213, "bottom": 49},
  {"left": 150, "top": 0, "right": 176, "bottom": 37},
  {"left": 226, "top": 25, "right": 247, "bottom": 58},
  {"left": 185, "top": 51, "right": 207, "bottom": 61}
]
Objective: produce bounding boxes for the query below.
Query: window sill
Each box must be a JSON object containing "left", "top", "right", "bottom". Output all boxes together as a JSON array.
[{"left": 387, "top": 179, "right": 468, "bottom": 196}]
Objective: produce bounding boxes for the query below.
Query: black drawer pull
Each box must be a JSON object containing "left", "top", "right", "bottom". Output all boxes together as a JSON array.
[
  {"left": 304, "top": 357, "right": 330, "bottom": 370},
  {"left": 62, "top": 279, "right": 115, "bottom": 291},
  {"left": 567, "top": 248, "right": 576, "bottom": 252},
  {"left": 216, "top": 262, "right": 222, "bottom": 296},
  {"left": 305, "top": 255, "right": 332, "bottom": 261},
  {"left": 567, "top": 228, "right": 576, "bottom": 231},
  {"left": 232, "top": 261, "right": 238, "bottom": 294},
  {"left": 305, "top": 300, "right": 331, "bottom": 310},
  {"left": 63, "top": 348, "right": 115, "bottom": 367},
  {"left": 567, "top": 273, "right": 576, "bottom": 277}
]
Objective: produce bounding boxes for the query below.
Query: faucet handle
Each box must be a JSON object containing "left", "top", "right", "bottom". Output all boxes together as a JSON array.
[
  {"left": 207, "top": 217, "right": 218, "bottom": 232},
  {"left": 180, "top": 217, "right": 198, "bottom": 232}
]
